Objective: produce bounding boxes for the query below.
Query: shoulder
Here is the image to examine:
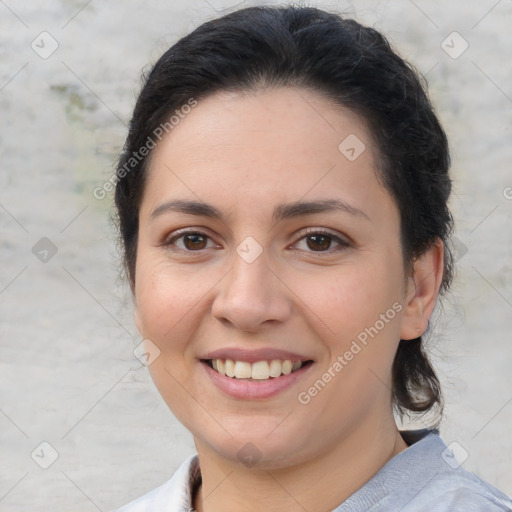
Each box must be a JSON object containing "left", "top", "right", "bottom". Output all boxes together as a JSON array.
[
  {"left": 403, "top": 469, "right": 512, "bottom": 512},
  {"left": 409, "top": 487, "right": 512, "bottom": 512},
  {"left": 335, "top": 430, "right": 512, "bottom": 512},
  {"left": 111, "top": 455, "right": 199, "bottom": 512},
  {"left": 398, "top": 431, "right": 512, "bottom": 512}
]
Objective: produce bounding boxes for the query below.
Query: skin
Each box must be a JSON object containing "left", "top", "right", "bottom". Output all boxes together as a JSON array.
[{"left": 133, "top": 87, "right": 444, "bottom": 512}]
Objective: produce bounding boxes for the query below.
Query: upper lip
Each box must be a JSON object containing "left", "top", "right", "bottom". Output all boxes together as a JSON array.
[{"left": 200, "top": 348, "right": 313, "bottom": 363}]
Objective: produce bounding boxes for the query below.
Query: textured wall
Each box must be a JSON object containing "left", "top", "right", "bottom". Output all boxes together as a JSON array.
[{"left": 1, "top": 1, "right": 511, "bottom": 510}]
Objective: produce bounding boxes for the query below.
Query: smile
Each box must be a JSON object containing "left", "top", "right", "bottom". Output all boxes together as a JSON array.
[
  {"left": 200, "top": 349, "right": 314, "bottom": 399},
  {"left": 206, "top": 359, "right": 306, "bottom": 380}
]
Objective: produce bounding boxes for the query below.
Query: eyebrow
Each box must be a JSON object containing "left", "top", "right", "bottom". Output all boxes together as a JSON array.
[
  {"left": 272, "top": 199, "right": 370, "bottom": 222},
  {"left": 150, "top": 198, "right": 370, "bottom": 222}
]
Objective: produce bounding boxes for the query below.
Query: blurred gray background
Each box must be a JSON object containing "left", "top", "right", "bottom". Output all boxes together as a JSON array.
[{"left": 1, "top": 0, "right": 511, "bottom": 510}]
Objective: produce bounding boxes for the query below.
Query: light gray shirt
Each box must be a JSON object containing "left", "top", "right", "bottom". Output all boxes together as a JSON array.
[{"left": 113, "top": 430, "right": 512, "bottom": 511}]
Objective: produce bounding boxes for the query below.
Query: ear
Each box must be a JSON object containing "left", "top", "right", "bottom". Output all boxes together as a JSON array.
[{"left": 400, "top": 239, "right": 444, "bottom": 340}]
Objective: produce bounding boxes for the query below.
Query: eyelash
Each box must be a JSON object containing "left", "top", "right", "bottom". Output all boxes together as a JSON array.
[
  {"left": 162, "top": 227, "right": 350, "bottom": 255},
  {"left": 295, "top": 227, "right": 350, "bottom": 253}
]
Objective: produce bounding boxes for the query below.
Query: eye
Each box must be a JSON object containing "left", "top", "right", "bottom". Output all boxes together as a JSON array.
[
  {"left": 294, "top": 229, "right": 349, "bottom": 253},
  {"left": 164, "top": 230, "right": 218, "bottom": 251}
]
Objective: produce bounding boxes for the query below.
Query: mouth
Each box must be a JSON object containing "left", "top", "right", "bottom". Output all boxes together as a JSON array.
[
  {"left": 199, "top": 348, "right": 315, "bottom": 399},
  {"left": 203, "top": 358, "right": 313, "bottom": 380}
]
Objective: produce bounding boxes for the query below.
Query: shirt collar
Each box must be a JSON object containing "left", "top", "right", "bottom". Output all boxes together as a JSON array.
[{"left": 173, "top": 430, "right": 437, "bottom": 511}]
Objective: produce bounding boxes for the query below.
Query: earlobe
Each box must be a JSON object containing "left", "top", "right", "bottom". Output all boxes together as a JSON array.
[{"left": 400, "top": 240, "right": 444, "bottom": 340}]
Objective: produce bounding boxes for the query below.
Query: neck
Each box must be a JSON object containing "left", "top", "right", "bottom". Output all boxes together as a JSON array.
[{"left": 193, "top": 416, "right": 407, "bottom": 512}]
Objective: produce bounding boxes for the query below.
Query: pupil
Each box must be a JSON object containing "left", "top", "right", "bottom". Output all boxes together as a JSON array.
[
  {"left": 185, "top": 234, "right": 206, "bottom": 250},
  {"left": 307, "top": 235, "right": 331, "bottom": 251}
]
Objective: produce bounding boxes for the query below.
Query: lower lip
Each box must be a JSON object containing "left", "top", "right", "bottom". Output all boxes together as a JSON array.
[{"left": 201, "top": 361, "right": 312, "bottom": 400}]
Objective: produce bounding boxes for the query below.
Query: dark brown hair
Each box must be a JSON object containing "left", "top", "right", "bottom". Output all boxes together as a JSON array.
[{"left": 115, "top": 5, "right": 453, "bottom": 420}]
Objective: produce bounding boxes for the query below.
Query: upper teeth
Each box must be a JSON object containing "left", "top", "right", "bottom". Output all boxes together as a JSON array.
[{"left": 211, "top": 359, "right": 303, "bottom": 380}]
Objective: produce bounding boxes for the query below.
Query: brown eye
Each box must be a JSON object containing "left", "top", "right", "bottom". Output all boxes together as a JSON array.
[
  {"left": 166, "top": 231, "right": 216, "bottom": 251},
  {"left": 306, "top": 234, "right": 333, "bottom": 251},
  {"left": 294, "top": 229, "right": 348, "bottom": 254},
  {"left": 182, "top": 233, "right": 208, "bottom": 250}
]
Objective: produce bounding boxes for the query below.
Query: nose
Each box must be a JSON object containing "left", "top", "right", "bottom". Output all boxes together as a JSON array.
[{"left": 211, "top": 252, "right": 292, "bottom": 333}]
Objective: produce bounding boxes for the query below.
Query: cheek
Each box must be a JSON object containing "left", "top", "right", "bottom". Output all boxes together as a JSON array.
[
  {"left": 290, "top": 266, "right": 404, "bottom": 426},
  {"left": 134, "top": 262, "right": 213, "bottom": 349},
  {"left": 294, "top": 260, "right": 405, "bottom": 414},
  {"left": 297, "top": 261, "right": 404, "bottom": 342},
  {"left": 134, "top": 264, "right": 216, "bottom": 426}
]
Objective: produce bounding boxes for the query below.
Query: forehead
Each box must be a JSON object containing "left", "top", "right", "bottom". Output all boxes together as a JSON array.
[
  {"left": 141, "top": 87, "right": 392, "bottom": 223},
  {"left": 149, "top": 87, "right": 372, "bottom": 163}
]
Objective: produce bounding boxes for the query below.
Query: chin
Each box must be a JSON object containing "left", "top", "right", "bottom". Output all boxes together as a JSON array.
[{"left": 194, "top": 421, "right": 315, "bottom": 471}]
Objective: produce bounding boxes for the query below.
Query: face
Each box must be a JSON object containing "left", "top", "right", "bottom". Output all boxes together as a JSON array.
[{"left": 134, "top": 87, "right": 412, "bottom": 468}]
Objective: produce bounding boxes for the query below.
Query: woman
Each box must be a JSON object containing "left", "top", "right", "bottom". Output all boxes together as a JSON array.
[{"left": 112, "top": 5, "right": 512, "bottom": 511}]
